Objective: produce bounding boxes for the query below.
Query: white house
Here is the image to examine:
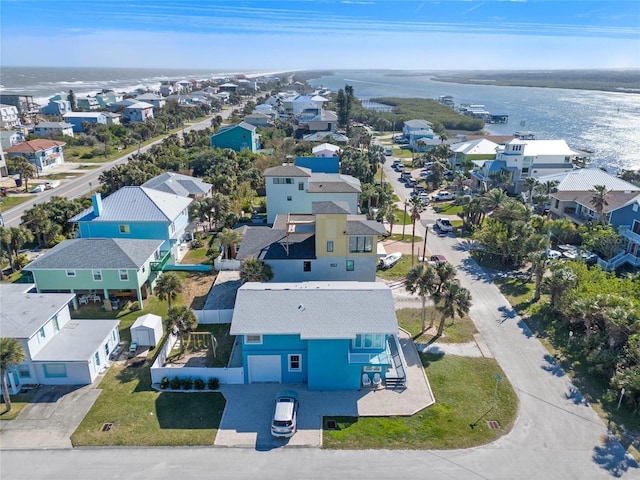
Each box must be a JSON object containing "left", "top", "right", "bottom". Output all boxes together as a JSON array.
[
  {"left": 0, "top": 284, "right": 120, "bottom": 394},
  {"left": 472, "top": 138, "right": 579, "bottom": 192},
  {"left": 135, "top": 93, "right": 166, "bottom": 110},
  {"left": 264, "top": 165, "right": 361, "bottom": 224},
  {"left": 0, "top": 104, "right": 20, "bottom": 128},
  {"left": 33, "top": 121, "right": 75, "bottom": 138},
  {"left": 124, "top": 102, "right": 154, "bottom": 122},
  {"left": 312, "top": 143, "right": 341, "bottom": 158}
]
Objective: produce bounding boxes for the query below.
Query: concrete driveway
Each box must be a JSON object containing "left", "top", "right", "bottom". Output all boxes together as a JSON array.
[
  {"left": 215, "top": 331, "right": 434, "bottom": 449},
  {"left": 0, "top": 382, "right": 101, "bottom": 449}
]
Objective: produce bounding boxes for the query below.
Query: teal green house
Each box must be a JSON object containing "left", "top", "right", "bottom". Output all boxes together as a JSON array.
[
  {"left": 210, "top": 121, "right": 259, "bottom": 153},
  {"left": 24, "top": 238, "right": 164, "bottom": 310},
  {"left": 230, "top": 282, "right": 406, "bottom": 391}
]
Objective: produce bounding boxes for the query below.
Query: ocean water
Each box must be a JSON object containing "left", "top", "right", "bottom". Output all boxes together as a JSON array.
[
  {"left": 309, "top": 70, "right": 640, "bottom": 172},
  {"left": 0, "top": 66, "right": 262, "bottom": 105}
]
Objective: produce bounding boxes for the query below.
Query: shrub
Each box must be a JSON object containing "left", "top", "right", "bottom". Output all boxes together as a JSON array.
[
  {"left": 80, "top": 152, "right": 94, "bottom": 159},
  {"left": 160, "top": 377, "right": 169, "bottom": 389},
  {"left": 194, "top": 378, "right": 205, "bottom": 390},
  {"left": 182, "top": 377, "right": 193, "bottom": 390},
  {"left": 207, "top": 377, "right": 220, "bottom": 390},
  {"left": 169, "top": 376, "right": 181, "bottom": 390}
]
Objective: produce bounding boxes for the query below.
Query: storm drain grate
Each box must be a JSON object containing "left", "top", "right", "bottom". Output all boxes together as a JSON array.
[
  {"left": 326, "top": 420, "right": 337, "bottom": 430},
  {"left": 487, "top": 420, "right": 500, "bottom": 430},
  {"left": 101, "top": 422, "right": 114, "bottom": 432}
]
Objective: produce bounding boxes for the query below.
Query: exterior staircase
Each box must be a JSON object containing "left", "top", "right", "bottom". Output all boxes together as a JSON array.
[{"left": 385, "top": 334, "right": 407, "bottom": 389}]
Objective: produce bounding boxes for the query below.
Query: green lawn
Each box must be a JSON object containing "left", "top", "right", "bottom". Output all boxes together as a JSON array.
[
  {"left": 323, "top": 354, "right": 518, "bottom": 449},
  {"left": 0, "top": 195, "right": 32, "bottom": 212},
  {"left": 71, "top": 361, "right": 225, "bottom": 446},
  {"left": 397, "top": 307, "right": 478, "bottom": 343},
  {"left": 181, "top": 246, "right": 210, "bottom": 264},
  {"left": 0, "top": 390, "right": 39, "bottom": 420},
  {"left": 433, "top": 202, "right": 463, "bottom": 216}
]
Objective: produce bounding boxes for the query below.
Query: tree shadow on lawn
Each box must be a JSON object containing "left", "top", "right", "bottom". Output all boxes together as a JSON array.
[
  {"left": 419, "top": 352, "right": 446, "bottom": 367},
  {"left": 115, "top": 361, "right": 154, "bottom": 393},
  {"left": 155, "top": 392, "right": 224, "bottom": 430}
]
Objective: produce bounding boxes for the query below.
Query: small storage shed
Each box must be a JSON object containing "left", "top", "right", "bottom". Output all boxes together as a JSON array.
[{"left": 130, "top": 313, "right": 163, "bottom": 348}]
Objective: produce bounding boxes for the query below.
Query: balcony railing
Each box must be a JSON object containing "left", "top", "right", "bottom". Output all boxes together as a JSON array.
[
  {"left": 150, "top": 250, "right": 171, "bottom": 271},
  {"left": 619, "top": 226, "right": 640, "bottom": 245},
  {"left": 348, "top": 343, "right": 391, "bottom": 365}
]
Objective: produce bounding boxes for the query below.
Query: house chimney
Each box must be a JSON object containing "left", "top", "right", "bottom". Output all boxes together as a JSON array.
[{"left": 92, "top": 193, "right": 103, "bottom": 217}]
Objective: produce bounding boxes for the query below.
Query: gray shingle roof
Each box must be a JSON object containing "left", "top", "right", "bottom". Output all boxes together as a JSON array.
[
  {"left": 1, "top": 288, "right": 75, "bottom": 338},
  {"left": 345, "top": 217, "right": 388, "bottom": 236},
  {"left": 551, "top": 191, "right": 640, "bottom": 213},
  {"left": 142, "top": 172, "right": 212, "bottom": 197},
  {"left": 264, "top": 165, "right": 312, "bottom": 177},
  {"left": 311, "top": 201, "right": 351, "bottom": 215},
  {"left": 24, "top": 238, "right": 163, "bottom": 270},
  {"left": 70, "top": 187, "right": 192, "bottom": 223},
  {"left": 230, "top": 282, "right": 398, "bottom": 339},
  {"left": 308, "top": 173, "right": 361, "bottom": 193},
  {"left": 236, "top": 226, "right": 315, "bottom": 261}
]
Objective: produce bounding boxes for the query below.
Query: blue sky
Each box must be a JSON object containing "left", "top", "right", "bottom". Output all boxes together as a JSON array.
[{"left": 1, "top": 1, "right": 639, "bottom": 70}]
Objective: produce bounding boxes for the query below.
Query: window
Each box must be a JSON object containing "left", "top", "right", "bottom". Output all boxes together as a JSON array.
[
  {"left": 119, "top": 224, "right": 130, "bottom": 234},
  {"left": 52, "top": 315, "right": 59, "bottom": 333},
  {"left": 43, "top": 364, "right": 67, "bottom": 378},
  {"left": 92, "top": 270, "right": 102, "bottom": 281},
  {"left": 303, "top": 261, "right": 311, "bottom": 272},
  {"left": 555, "top": 199, "right": 560, "bottom": 209},
  {"left": 245, "top": 334, "right": 263, "bottom": 345},
  {"left": 349, "top": 236, "right": 373, "bottom": 253},
  {"left": 39, "top": 327, "right": 46, "bottom": 339},
  {"left": 353, "top": 334, "right": 384, "bottom": 349},
  {"left": 287, "top": 196, "right": 292, "bottom": 201},
  {"left": 95, "top": 352, "right": 101, "bottom": 367},
  {"left": 326, "top": 240, "right": 334, "bottom": 252},
  {"left": 18, "top": 365, "right": 31, "bottom": 378},
  {"left": 273, "top": 178, "right": 294, "bottom": 184},
  {"left": 105, "top": 343, "right": 110, "bottom": 356},
  {"left": 112, "top": 330, "right": 117, "bottom": 341},
  {"left": 66, "top": 269, "right": 76, "bottom": 277},
  {"left": 346, "top": 260, "right": 354, "bottom": 271},
  {"left": 119, "top": 269, "right": 129, "bottom": 281},
  {"left": 564, "top": 156, "right": 571, "bottom": 163},
  {"left": 288, "top": 354, "right": 302, "bottom": 372},
  {"left": 298, "top": 182, "right": 304, "bottom": 191}
]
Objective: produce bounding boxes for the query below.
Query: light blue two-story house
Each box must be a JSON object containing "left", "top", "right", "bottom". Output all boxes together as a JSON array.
[
  {"left": 70, "top": 187, "right": 192, "bottom": 263},
  {"left": 230, "top": 282, "right": 406, "bottom": 391}
]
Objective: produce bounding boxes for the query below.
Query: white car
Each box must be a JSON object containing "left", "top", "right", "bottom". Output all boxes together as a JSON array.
[
  {"left": 418, "top": 192, "right": 430, "bottom": 203},
  {"left": 436, "top": 217, "right": 453, "bottom": 232},
  {"left": 432, "top": 191, "right": 455, "bottom": 202},
  {"left": 271, "top": 390, "right": 299, "bottom": 438}
]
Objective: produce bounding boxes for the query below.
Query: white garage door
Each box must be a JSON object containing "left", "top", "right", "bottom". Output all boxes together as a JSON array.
[{"left": 248, "top": 355, "right": 281, "bottom": 383}]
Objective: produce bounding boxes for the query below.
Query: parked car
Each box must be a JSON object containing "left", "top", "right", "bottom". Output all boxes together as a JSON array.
[
  {"left": 30, "top": 184, "right": 46, "bottom": 193},
  {"left": 384, "top": 147, "right": 393, "bottom": 156},
  {"left": 45, "top": 180, "right": 60, "bottom": 189},
  {"left": 271, "top": 390, "right": 299, "bottom": 438},
  {"left": 418, "top": 192, "right": 430, "bottom": 203},
  {"left": 436, "top": 217, "right": 453, "bottom": 232},
  {"left": 431, "top": 191, "right": 455, "bottom": 202},
  {"left": 429, "top": 254, "right": 447, "bottom": 263}
]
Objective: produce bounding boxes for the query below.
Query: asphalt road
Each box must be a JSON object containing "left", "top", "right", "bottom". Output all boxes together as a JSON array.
[{"left": 1, "top": 146, "right": 637, "bottom": 479}]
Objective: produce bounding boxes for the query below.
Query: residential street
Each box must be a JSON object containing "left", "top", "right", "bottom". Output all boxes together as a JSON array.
[{"left": 1, "top": 151, "right": 637, "bottom": 479}]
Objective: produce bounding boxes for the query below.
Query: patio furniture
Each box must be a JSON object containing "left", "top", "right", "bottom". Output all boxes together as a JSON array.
[
  {"left": 362, "top": 373, "right": 372, "bottom": 388},
  {"left": 79, "top": 295, "right": 89, "bottom": 305},
  {"left": 372, "top": 373, "right": 382, "bottom": 388},
  {"left": 90, "top": 294, "right": 101, "bottom": 303}
]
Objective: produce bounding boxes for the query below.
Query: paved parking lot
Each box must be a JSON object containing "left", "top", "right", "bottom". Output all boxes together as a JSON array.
[{"left": 215, "top": 331, "right": 434, "bottom": 449}]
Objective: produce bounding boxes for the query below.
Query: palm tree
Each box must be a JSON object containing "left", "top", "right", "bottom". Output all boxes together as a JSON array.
[
  {"left": 590, "top": 185, "right": 609, "bottom": 224},
  {"left": 7, "top": 226, "right": 33, "bottom": 268},
  {"left": 164, "top": 306, "right": 198, "bottom": 356},
  {"left": 408, "top": 196, "right": 425, "bottom": 265},
  {"left": 9, "top": 156, "right": 36, "bottom": 192},
  {"left": 524, "top": 177, "right": 540, "bottom": 204},
  {"left": 0, "top": 338, "right": 26, "bottom": 413},
  {"left": 437, "top": 280, "right": 472, "bottom": 337},
  {"left": 405, "top": 263, "right": 439, "bottom": 332},
  {"left": 218, "top": 228, "right": 243, "bottom": 260},
  {"left": 480, "top": 188, "right": 508, "bottom": 214},
  {"left": 240, "top": 257, "right": 274, "bottom": 283},
  {"left": 154, "top": 272, "right": 182, "bottom": 309}
]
